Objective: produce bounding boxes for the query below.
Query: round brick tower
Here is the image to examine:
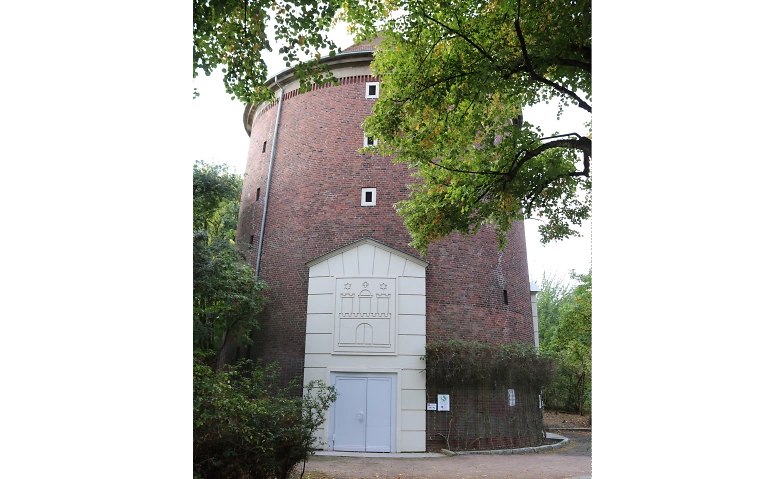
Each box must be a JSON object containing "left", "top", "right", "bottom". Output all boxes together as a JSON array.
[{"left": 234, "top": 41, "right": 538, "bottom": 453}]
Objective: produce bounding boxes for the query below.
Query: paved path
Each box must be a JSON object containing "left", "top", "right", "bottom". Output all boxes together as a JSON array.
[{"left": 303, "top": 432, "right": 591, "bottom": 479}]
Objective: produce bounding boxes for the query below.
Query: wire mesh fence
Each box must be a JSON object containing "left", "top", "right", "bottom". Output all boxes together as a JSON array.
[{"left": 425, "top": 382, "right": 545, "bottom": 451}]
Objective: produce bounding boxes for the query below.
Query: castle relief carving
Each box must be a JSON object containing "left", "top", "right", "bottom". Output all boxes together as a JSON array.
[{"left": 334, "top": 278, "right": 395, "bottom": 352}]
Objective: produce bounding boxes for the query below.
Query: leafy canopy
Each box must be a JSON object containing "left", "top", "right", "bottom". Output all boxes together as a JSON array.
[
  {"left": 193, "top": 0, "right": 394, "bottom": 103},
  {"left": 193, "top": 162, "right": 267, "bottom": 365},
  {"left": 194, "top": 0, "right": 592, "bottom": 252},
  {"left": 193, "top": 160, "right": 242, "bottom": 240},
  {"left": 362, "top": 0, "right": 592, "bottom": 252}
]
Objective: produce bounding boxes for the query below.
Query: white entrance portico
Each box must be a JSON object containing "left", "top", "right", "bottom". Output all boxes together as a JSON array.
[{"left": 303, "top": 239, "right": 427, "bottom": 452}]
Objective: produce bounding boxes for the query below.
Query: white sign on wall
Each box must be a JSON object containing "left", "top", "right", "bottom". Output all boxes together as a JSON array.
[
  {"left": 508, "top": 389, "right": 516, "bottom": 407},
  {"left": 427, "top": 403, "right": 437, "bottom": 411},
  {"left": 437, "top": 394, "right": 450, "bottom": 411}
]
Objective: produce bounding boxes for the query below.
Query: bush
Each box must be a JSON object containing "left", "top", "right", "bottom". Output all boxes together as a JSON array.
[
  {"left": 193, "top": 358, "right": 336, "bottom": 479},
  {"left": 541, "top": 350, "right": 591, "bottom": 414}
]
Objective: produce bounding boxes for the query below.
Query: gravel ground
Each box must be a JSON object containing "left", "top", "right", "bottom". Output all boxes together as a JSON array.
[{"left": 301, "top": 430, "right": 591, "bottom": 479}]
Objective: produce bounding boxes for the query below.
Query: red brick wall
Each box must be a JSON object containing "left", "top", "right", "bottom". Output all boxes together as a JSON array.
[{"left": 234, "top": 69, "right": 534, "bottom": 383}]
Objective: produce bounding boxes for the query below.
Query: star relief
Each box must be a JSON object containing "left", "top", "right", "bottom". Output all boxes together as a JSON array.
[
  {"left": 344, "top": 283, "right": 351, "bottom": 290},
  {"left": 380, "top": 283, "right": 387, "bottom": 290},
  {"left": 362, "top": 281, "right": 369, "bottom": 288}
]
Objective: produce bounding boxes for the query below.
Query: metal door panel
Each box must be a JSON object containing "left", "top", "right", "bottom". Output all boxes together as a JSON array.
[
  {"left": 332, "top": 377, "right": 366, "bottom": 452},
  {"left": 365, "top": 377, "right": 392, "bottom": 452}
]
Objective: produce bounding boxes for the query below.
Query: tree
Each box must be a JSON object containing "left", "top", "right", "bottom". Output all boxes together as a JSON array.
[
  {"left": 538, "top": 271, "right": 591, "bottom": 415},
  {"left": 536, "top": 273, "right": 572, "bottom": 350},
  {"left": 193, "top": 0, "right": 592, "bottom": 251},
  {"left": 193, "top": 160, "right": 242, "bottom": 240},
  {"left": 193, "top": 0, "right": 386, "bottom": 103},
  {"left": 362, "top": 0, "right": 591, "bottom": 252},
  {"left": 193, "top": 162, "right": 268, "bottom": 367}
]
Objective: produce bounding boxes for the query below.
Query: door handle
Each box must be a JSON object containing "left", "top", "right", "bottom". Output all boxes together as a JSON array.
[{"left": 358, "top": 411, "right": 364, "bottom": 422}]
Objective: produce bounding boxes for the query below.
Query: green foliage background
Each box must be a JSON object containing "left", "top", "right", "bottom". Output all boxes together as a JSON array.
[
  {"left": 193, "top": 161, "right": 268, "bottom": 366},
  {"left": 193, "top": 163, "right": 336, "bottom": 477},
  {"left": 537, "top": 271, "right": 592, "bottom": 414}
]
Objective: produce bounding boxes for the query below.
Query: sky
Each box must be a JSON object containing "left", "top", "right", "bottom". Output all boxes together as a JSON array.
[{"left": 191, "top": 26, "right": 592, "bottom": 287}]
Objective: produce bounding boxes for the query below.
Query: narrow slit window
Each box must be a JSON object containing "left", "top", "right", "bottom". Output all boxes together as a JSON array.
[
  {"left": 365, "top": 82, "right": 380, "bottom": 99},
  {"left": 361, "top": 188, "right": 376, "bottom": 206},
  {"left": 262, "top": 141, "right": 267, "bottom": 153},
  {"left": 256, "top": 187, "right": 261, "bottom": 201},
  {"left": 503, "top": 289, "right": 508, "bottom": 305},
  {"left": 250, "top": 235, "right": 254, "bottom": 246}
]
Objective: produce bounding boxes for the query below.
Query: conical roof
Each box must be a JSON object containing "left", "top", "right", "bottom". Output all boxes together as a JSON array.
[{"left": 342, "top": 36, "right": 384, "bottom": 52}]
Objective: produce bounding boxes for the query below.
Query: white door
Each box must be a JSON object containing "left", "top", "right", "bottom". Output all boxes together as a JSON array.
[
  {"left": 332, "top": 374, "right": 394, "bottom": 452},
  {"left": 365, "top": 377, "right": 392, "bottom": 452}
]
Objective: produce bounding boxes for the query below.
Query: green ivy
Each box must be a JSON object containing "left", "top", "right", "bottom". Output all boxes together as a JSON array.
[{"left": 424, "top": 340, "right": 556, "bottom": 388}]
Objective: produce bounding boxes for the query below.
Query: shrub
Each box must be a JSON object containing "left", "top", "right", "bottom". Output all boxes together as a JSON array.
[
  {"left": 193, "top": 358, "right": 336, "bottom": 479},
  {"left": 424, "top": 340, "right": 556, "bottom": 388}
]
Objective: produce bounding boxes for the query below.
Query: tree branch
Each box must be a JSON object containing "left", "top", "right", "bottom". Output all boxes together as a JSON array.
[
  {"left": 555, "top": 58, "right": 591, "bottom": 73},
  {"left": 513, "top": 17, "right": 592, "bottom": 113},
  {"left": 417, "top": 9, "right": 495, "bottom": 64}
]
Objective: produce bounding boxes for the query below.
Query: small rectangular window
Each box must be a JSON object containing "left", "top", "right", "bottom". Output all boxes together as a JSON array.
[
  {"left": 361, "top": 187, "right": 376, "bottom": 206},
  {"left": 250, "top": 235, "right": 254, "bottom": 246},
  {"left": 262, "top": 141, "right": 267, "bottom": 153},
  {"left": 256, "top": 187, "right": 261, "bottom": 201},
  {"left": 365, "top": 82, "right": 380, "bottom": 99},
  {"left": 503, "top": 290, "right": 508, "bottom": 305},
  {"left": 363, "top": 134, "right": 375, "bottom": 148}
]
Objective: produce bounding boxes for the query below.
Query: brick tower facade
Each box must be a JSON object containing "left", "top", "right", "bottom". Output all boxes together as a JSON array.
[{"left": 234, "top": 43, "right": 537, "bottom": 453}]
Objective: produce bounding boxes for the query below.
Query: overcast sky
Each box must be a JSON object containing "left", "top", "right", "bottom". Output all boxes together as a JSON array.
[{"left": 191, "top": 26, "right": 592, "bottom": 286}]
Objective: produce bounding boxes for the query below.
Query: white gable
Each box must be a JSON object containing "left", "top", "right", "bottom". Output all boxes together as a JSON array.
[{"left": 307, "top": 238, "right": 427, "bottom": 278}]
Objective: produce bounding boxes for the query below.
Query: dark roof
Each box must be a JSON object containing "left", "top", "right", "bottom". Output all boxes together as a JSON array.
[{"left": 342, "top": 36, "right": 384, "bottom": 52}]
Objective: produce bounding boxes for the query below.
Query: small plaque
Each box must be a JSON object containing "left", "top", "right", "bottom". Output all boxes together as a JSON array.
[
  {"left": 508, "top": 389, "right": 516, "bottom": 407},
  {"left": 437, "top": 394, "right": 450, "bottom": 411},
  {"left": 427, "top": 403, "right": 437, "bottom": 411}
]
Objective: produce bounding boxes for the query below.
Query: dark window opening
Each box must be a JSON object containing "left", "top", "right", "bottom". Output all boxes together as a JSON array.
[
  {"left": 262, "top": 141, "right": 267, "bottom": 152},
  {"left": 503, "top": 290, "right": 508, "bottom": 305},
  {"left": 365, "top": 191, "right": 373, "bottom": 203},
  {"left": 250, "top": 235, "right": 254, "bottom": 246},
  {"left": 256, "top": 187, "right": 261, "bottom": 201},
  {"left": 368, "top": 85, "right": 377, "bottom": 96},
  {"left": 367, "top": 136, "right": 374, "bottom": 146}
]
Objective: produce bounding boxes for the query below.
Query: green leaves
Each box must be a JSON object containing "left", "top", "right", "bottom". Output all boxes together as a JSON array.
[
  {"left": 362, "top": 0, "right": 592, "bottom": 253},
  {"left": 425, "top": 340, "right": 556, "bottom": 388},
  {"left": 193, "top": 160, "right": 243, "bottom": 241},
  {"left": 193, "top": 359, "right": 337, "bottom": 479},
  {"left": 193, "top": 0, "right": 360, "bottom": 103},
  {"left": 538, "top": 271, "right": 591, "bottom": 413},
  {"left": 193, "top": 161, "right": 268, "bottom": 362}
]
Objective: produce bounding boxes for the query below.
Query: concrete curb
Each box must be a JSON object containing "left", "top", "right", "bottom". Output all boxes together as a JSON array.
[
  {"left": 442, "top": 432, "right": 569, "bottom": 456},
  {"left": 313, "top": 432, "right": 573, "bottom": 458}
]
